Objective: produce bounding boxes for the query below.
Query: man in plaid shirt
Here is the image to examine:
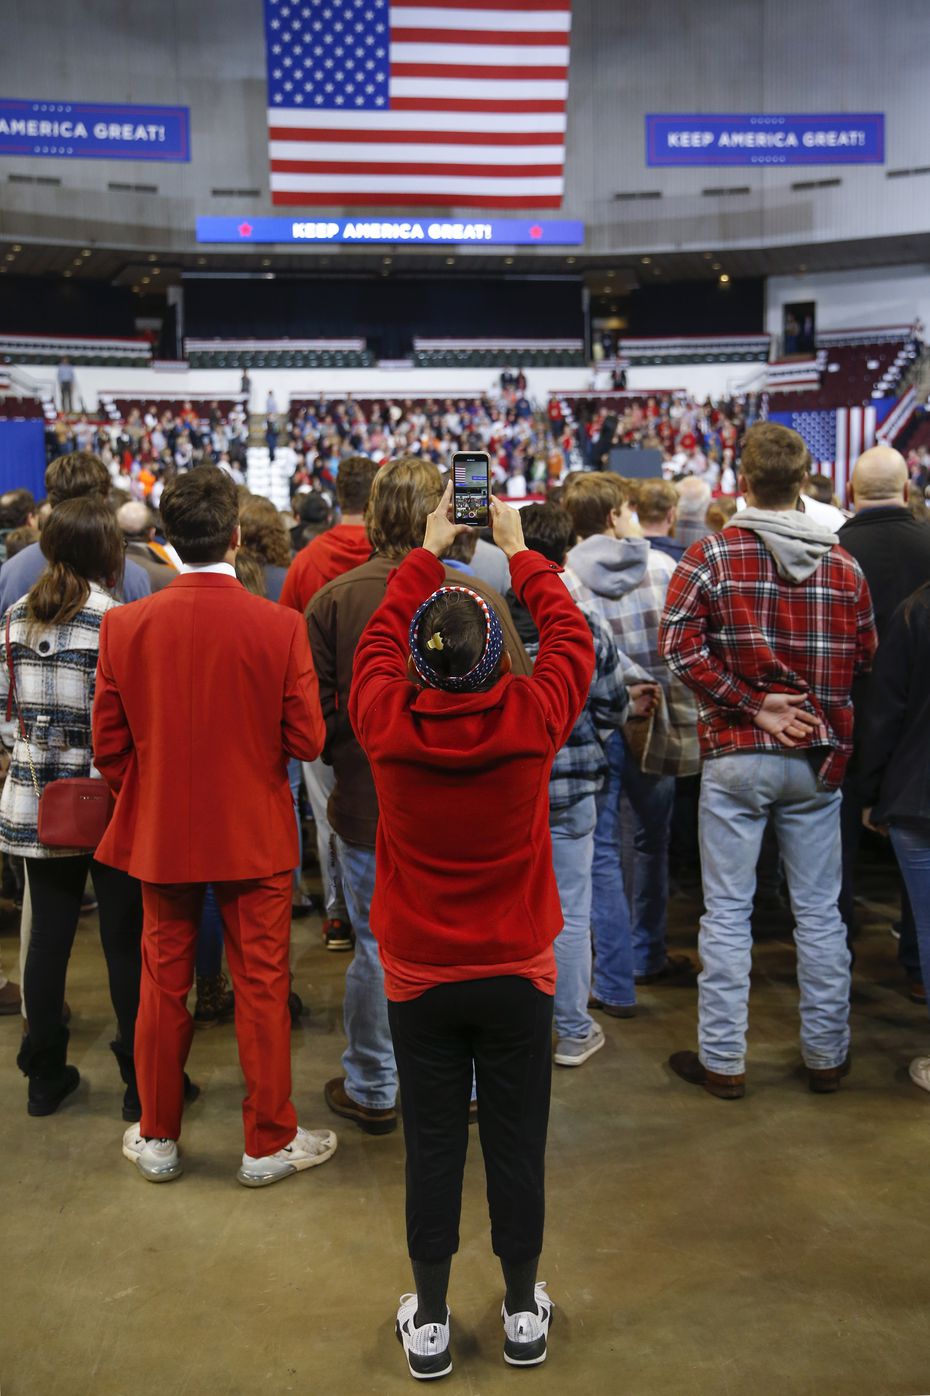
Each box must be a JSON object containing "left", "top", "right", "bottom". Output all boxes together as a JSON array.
[
  {"left": 561, "top": 472, "right": 700, "bottom": 1020},
  {"left": 505, "top": 503, "right": 657, "bottom": 1068},
  {"left": 658, "top": 422, "right": 877, "bottom": 1099}
]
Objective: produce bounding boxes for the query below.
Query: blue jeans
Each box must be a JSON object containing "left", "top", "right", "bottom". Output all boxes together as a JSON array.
[
  {"left": 549, "top": 795, "right": 597, "bottom": 1041},
  {"left": 698, "top": 752, "right": 850, "bottom": 1075},
  {"left": 591, "top": 733, "right": 636, "bottom": 1009},
  {"left": 622, "top": 757, "right": 675, "bottom": 977},
  {"left": 196, "top": 886, "right": 224, "bottom": 978},
  {"left": 334, "top": 834, "right": 397, "bottom": 1110},
  {"left": 889, "top": 822, "right": 930, "bottom": 1020}
]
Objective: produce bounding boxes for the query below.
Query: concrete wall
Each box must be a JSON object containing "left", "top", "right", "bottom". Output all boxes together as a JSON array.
[
  {"left": 766, "top": 265, "right": 930, "bottom": 337},
  {"left": 2, "top": 0, "right": 929, "bottom": 261}
]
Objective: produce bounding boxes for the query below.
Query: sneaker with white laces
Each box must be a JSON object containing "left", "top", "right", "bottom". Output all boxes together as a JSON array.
[
  {"left": 395, "top": 1293, "right": 452, "bottom": 1381},
  {"left": 237, "top": 1124, "right": 337, "bottom": 1187},
  {"left": 502, "top": 1282, "right": 553, "bottom": 1367},
  {"left": 909, "top": 1056, "right": 930, "bottom": 1093},
  {"left": 554, "top": 1021, "right": 605, "bottom": 1068},
  {"left": 122, "top": 1125, "right": 182, "bottom": 1183}
]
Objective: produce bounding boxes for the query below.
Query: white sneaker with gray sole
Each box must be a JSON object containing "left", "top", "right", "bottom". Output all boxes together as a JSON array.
[
  {"left": 502, "top": 1282, "right": 553, "bottom": 1367},
  {"left": 909, "top": 1056, "right": 930, "bottom": 1093},
  {"left": 554, "top": 1021, "right": 605, "bottom": 1067},
  {"left": 395, "top": 1293, "right": 452, "bottom": 1381},
  {"left": 122, "top": 1126, "right": 182, "bottom": 1183},
  {"left": 237, "top": 1124, "right": 337, "bottom": 1187}
]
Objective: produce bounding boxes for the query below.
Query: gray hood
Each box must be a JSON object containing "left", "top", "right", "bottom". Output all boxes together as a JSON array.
[
  {"left": 731, "top": 507, "right": 837, "bottom": 583},
  {"left": 567, "top": 534, "right": 649, "bottom": 600}
]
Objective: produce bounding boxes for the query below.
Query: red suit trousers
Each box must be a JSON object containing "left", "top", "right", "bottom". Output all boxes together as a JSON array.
[{"left": 137, "top": 872, "right": 297, "bottom": 1158}]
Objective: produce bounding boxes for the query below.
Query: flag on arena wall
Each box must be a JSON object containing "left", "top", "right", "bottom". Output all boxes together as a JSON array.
[
  {"left": 263, "top": 0, "right": 572, "bottom": 208},
  {"left": 767, "top": 406, "right": 877, "bottom": 504}
]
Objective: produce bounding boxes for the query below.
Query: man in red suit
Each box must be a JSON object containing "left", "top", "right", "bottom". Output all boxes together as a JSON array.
[{"left": 93, "top": 467, "right": 338, "bottom": 1188}]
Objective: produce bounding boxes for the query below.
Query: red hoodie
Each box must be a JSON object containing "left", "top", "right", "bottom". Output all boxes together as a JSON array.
[
  {"left": 349, "top": 547, "right": 594, "bottom": 968},
  {"left": 280, "top": 523, "right": 371, "bottom": 613}
]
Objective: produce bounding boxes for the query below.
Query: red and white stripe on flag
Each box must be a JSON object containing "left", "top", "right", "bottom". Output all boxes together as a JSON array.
[
  {"left": 268, "top": 0, "right": 572, "bottom": 208},
  {"left": 832, "top": 406, "right": 877, "bottom": 504}
]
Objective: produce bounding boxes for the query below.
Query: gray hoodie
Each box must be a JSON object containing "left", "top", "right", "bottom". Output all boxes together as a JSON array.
[
  {"left": 566, "top": 534, "right": 649, "bottom": 599},
  {"left": 731, "top": 507, "right": 838, "bottom": 583}
]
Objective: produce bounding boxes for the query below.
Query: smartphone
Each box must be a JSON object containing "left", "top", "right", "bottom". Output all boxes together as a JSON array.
[{"left": 452, "top": 451, "right": 491, "bottom": 527}]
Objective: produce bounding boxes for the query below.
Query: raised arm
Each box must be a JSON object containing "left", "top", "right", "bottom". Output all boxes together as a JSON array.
[{"left": 349, "top": 547, "right": 444, "bottom": 743}]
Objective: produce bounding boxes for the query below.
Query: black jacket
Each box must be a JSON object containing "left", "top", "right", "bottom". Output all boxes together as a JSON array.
[
  {"left": 837, "top": 507, "right": 930, "bottom": 788},
  {"left": 859, "top": 585, "right": 930, "bottom": 822}
]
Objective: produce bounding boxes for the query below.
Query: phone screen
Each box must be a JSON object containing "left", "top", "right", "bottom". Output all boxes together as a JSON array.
[{"left": 452, "top": 453, "right": 490, "bottom": 527}]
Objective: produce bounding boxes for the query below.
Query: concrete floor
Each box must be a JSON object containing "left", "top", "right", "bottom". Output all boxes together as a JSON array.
[{"left": 2, "top": 847, "right": 930, "bottom": 1396}]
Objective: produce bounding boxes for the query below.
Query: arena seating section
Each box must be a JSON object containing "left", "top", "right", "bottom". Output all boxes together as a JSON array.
[
  {"left": 185, "top": 338, "right": 373, "bottom": 369},
  {"left": 99, "top": 393, "right": 248, "bottom": 425},
  {"left": 770, "top": 328, "right": 919, "bottom": 412},
  {"left": 0, "top": 333, "right": 152, "bottom": 368},
  {"left": 411, "top": 338, "right": 585, "bottom": 369}
]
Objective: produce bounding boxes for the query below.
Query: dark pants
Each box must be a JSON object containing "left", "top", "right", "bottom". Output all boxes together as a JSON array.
[
  {"left": 388, "top": 976, "right": 553, "bottom": 1264},
  {"left": 840, "top": 783, "right": 920, "bottom": 976},
  {"left": 24, "top": 856, "right": 142, "bottom": 1051}
]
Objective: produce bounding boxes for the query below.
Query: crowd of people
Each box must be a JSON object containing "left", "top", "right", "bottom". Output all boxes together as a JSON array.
[{"left": 3, "top": 423, "right": 930, "bottom": 1381}]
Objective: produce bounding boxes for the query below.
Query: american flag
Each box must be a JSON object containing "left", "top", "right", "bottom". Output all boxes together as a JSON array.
[
  {"left": 767, "top": 406, "right": 877, "bottom": 504},
  {"left": 263, "top": 0, "right": 572, "bottom": 208}
]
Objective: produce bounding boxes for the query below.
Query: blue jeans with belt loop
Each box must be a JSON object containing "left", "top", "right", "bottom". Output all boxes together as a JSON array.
[{"left": 697, "top": 751, "right": 850, "bottom": 1076}]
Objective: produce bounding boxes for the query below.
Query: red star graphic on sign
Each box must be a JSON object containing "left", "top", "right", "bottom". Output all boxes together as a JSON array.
[
  {"left": 529, "top": 224, "right": 543, "bottom": 239},
  {"left": 238, "top": 222, "right": 253, "bottom": 238}
]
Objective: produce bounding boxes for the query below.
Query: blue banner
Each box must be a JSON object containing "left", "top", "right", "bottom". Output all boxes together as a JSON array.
[
  {"left": 0, "top": 98, "right": 190, "bottom": 161},
  {"left": 196, "top": 217, "right": 585, "bottom": 246},
  {"left": 646, "top": 113, "right": 884, "bottom": 166}
]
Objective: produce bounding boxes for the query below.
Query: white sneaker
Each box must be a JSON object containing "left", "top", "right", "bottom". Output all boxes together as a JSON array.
[
  {"left": 237, "top": 1124, "right": 337, "bottom": 1187},
  {"left": 909, "top": 1057, "right": 930, "bottom": 1093},
  {"left": 554, "top": 1021, "right": 605, "bottom": 1067},
  {"left": 395, "top": 1293, "right": 452, "bottom": 1381},
  {"left": 502, "top": 1282, "right": 553, "bottom": 1367},
  {"left": 122, "top": 1125, "right": 182, "bottom": 1183}
]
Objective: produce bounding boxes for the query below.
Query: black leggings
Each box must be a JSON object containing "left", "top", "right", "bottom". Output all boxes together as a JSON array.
[
  {"left": 24, "top": 856, "right": 143, "bottom": 1052},
  {"left": 388, "top": 975, "right": 553, "bottom": 1264}
]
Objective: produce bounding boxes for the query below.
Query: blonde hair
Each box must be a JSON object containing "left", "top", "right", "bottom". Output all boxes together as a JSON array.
[{"left": 365, "top": 456, "right": 442, "bottom": 560}]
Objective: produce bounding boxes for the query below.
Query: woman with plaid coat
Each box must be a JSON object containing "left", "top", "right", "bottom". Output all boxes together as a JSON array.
[{"left": 0, "top": 498, "right": 144, "bottom": 1118}]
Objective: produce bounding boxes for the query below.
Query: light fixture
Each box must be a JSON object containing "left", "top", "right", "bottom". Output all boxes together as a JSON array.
[
  {"left": 11, "top": 244, "right": 21, "bottom": 252},
  {"left": 445, "top": 256, "right": 455, "bottom": 265},
  {"left": 652, "top": 266, "right": 661, "bottom": 275},
  {"left": 641, "top": 256, "right": 651, "bottom": 264},
  {"left": 607, "top": 269, "right": 616, "bottom": 278},
  {"left": 151, "top": 266, "right": 161, "bottom": 275},
  {"left": 703, "top": 251, "right": 714, "bottom": 259},
  {"left": 261, "top": 258, "right": 271, "bottom": 267},
  {"left": 711, "top": 262, "right": 721, "bottom": 271},
  {"left": 62, "top": 269, "right": 72, "bottom": 278},
  {"left": 504, "top": 256, "right": 514, "bottom": 265},
  {"left": 141, "top": 275, "right": 151, "bottom": 284},
  {"left": 798, "top": 263, "right": 807, "bottom": 272},
  {"left": 148, "top": 253, "right": 158, "bottom": 262},
  {"left": 197, "top": 256, "right": 206, "bottom": 265},
  {"left": 81, "top": 248, "right": 91, "bottom": 257},
  {"left": 72, "top": 257, "right": 83, "bottom": 266},
  {"left": 4, "top": 253, "right": 15, "bottom": 262},
  {"left": 566, "top": 256, "right": 576, "bottom": 264},
  {"left": 382, "top": 255, "right": 392, "bottom": 264},
  {"left": 719, "top": 273, "right": 730, "bottom": 285},
  {"left": 602, "top": 285, "right": 610, "bottom": 294}
]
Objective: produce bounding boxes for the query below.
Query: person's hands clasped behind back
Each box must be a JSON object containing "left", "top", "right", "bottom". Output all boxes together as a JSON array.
[{"left": 751, "top": 691, "right": 820, "bottom": 748}]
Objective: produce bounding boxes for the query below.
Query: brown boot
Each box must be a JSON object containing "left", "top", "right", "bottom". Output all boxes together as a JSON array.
[
  {"left": 808, "top": 1058, "right": 851, "bottom": 1094},
  {"left": 324, "top": 1076, "right": 397, "bottom": 1135},
  {"left": 193, "top": 973, "right": 235, "bottom": 1028},
  {"left": 669, "top": 1049, "right": 745, "bottom": 1099}
]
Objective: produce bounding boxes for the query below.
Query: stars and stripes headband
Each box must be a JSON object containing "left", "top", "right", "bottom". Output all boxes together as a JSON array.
[{"left": 408, "top": 585, "right": 505, "bottom": 693}]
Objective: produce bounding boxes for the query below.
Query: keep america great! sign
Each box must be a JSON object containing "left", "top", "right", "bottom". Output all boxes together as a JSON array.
[
  {"left": 646, "top": 113, "right": 884, "bottom": 166},
  {"left": 0, "top": 98, "right": 190, "bottom": 161}
]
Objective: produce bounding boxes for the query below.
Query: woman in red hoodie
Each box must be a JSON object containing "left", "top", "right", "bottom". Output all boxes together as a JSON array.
[{"left": 349, "top": 484, "right": 594, "bottom": 1382}]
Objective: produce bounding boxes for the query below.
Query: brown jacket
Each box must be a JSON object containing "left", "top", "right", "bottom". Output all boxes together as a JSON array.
[{"left": 307, "top": 552, "right": 531, "bottom": 847}]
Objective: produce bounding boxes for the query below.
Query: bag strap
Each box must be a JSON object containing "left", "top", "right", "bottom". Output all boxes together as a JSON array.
[{"left": 5, "top": 612, "right": 41, "bottom": 802}]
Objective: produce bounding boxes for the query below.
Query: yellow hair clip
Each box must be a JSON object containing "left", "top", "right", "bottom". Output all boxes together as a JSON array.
[{"left": 426, "top": 630, "right": 444, "bottom": 652}]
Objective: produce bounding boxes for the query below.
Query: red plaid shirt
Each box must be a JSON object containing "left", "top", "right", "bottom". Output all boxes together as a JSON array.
[{"left": 658, "top": 527, "right": 876, "bottom": 789}]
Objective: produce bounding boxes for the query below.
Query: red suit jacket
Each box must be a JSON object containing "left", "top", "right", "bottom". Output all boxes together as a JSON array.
[{"left": 92, "top": 572, "right": 325, "bottom": 883}]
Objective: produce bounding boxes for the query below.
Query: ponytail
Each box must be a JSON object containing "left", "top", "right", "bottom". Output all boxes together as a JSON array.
[{"left": 25, "top": 561, "right": 91, "bottom": 639}]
